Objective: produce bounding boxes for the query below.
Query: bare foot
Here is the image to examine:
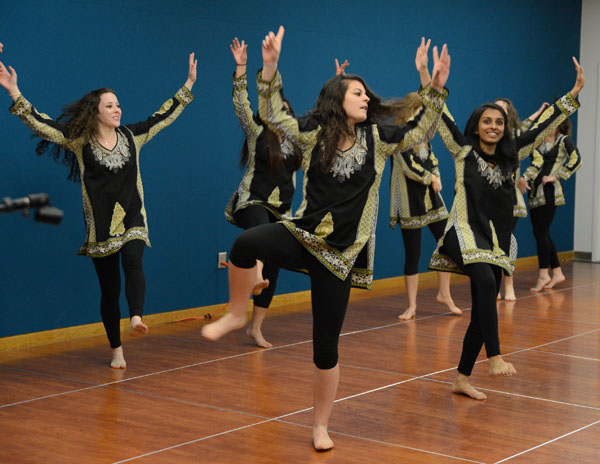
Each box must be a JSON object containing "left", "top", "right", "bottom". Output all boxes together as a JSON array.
[
  {"left": 452, "top": 373, "right": 486, "bottom": 400},
  {"left": 488, "top": 355, "right": 517, "bottom": 377},
  {"left": 503, "top": 286, "right": 516, "bottom": 301},
  {"left": 129, "top": 315, "right": 148, "bottom": 336},
  {"left": 313, "top": 425, "right": 334, "bottom": 451},
  {"left": 111, "top": 346, "right": 126, "bottom": 369},
  {"left": 201, "top": 312, "right": 247, "bottom": 341},
  {"left": 436, "top": 293, "right": 463, "bottom": 316},
  {"left": 544, "top": 274, "right": 565, "bottom": 289},
  {"left": 398, "top": 307, "right": 416, "bottom": 321},
  {"left": 246, "top": 325, "right": 273, "bottom": 348},
  {"left": 252, "top": 278, "right": 270, "bottom": 296},
  {"left": 530, "top": 276, "right": 551, "bottom": 292}
]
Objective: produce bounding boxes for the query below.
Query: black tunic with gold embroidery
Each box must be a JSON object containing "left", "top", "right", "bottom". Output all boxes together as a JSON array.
[
  {"left": 430, "top": 93, "right": 579, "bottom": 275},
  {"left": 524, "top": 134, "right": 582, "bottom": 209},
  {"left": 389, "top": 143, "right": 449, "bottom": 229},
  {"left": 258, "top": 70, "right": 447, "bottom": 289},
  {"left": 225, "top": 73, "right": 297, "bottom": 223},
  {"left": 9, "top": 87, "right": 194, "bottom": 257}
]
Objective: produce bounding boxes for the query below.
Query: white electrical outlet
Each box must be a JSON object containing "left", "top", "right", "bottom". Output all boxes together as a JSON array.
[{"left": 218, "top": 251, "right": 227, "bottom": 269}]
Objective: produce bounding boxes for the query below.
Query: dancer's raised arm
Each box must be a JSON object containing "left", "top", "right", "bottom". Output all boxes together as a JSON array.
[
  {"left": 184, "top": 52, "right": 197, "bottom": 91},
  {"left": 261, "top": 25, "right": 284, "bottom": 82},
  {"left": 231, "top": 37, "right": 247, "bottom": 78},
  {"left": 335, "top": 58, "right": 350, "bottom": 76},
  {"left": 0, "top": 57, "right": 20, "bottom": 101}
]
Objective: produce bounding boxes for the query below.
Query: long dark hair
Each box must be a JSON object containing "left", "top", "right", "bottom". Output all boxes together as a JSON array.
[
  {"left": 239, "top": 97, "right": 302, "bottom": 173},
  {"left": 310, "top": 74, "right": 393, "bottom": 171},
  {"left": 34, "top": 87, "right": 116, "bottom": 182},
  {"left": 464, "top": 103, "right": 517, "bottom": 175}
]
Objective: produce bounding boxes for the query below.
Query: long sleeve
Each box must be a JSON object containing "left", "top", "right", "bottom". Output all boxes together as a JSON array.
[
  {"left": 375, "top": 85, "right": 447, "bottom": 158},
  {"left": 436, "top": 104, "right": 470, "bottom": 159},
  {"left": 233, "top": 73, "right": 261, "bottom": 139},
  {"left": 522, "top": 149, "right": 544, "bottom": 182},
  {"left": 126, "top": 86, "right": 193, "bottom": 149},
  {"left": 10, "top": 95, "right": 78, "bottom": 150},
  {"left": 397, "top": 146, "right": 434, "bottom": 185},
  {"left": 556, "top": 136, "right": 582, "bottom": 180},
  {"left": 516, "top": 92, "right": 579, "bottom": 159}
]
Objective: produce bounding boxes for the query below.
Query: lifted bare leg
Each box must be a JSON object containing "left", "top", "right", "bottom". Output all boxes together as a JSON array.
[
  {"left": 202, "top": 262, "right": 254, "bottom": 341},
  {"left": 252, "top": 260, "right": 269, "bottom": 295},
  {"left": 246, "top": 305, "right": 272, "bottom": 348},
  {"left": 436, "top": 271, "right": 463, "bottom": 315},
  {"left": 452, "top": 372, "right": 486, "bottom": 400}
]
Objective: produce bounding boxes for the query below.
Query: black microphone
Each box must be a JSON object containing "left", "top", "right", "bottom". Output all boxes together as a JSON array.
[{"left": 0, "top": 193, "right": 49, "bottom": 212}]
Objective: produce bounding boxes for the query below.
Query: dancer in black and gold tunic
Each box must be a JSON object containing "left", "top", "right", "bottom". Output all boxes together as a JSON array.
[
  {"left": 225, "top": 37, "right": 301, "bottom": 348},
  {"left": 203, "top": 27, "right": 451, "bottom": 451},
  {"left": 425, "top": 55, "right": 584, "bottom": 400},
  {"left": 389, "top": 52, "right": 462, "bottom": 320},
  {"left": 494, "top": 98, "right": 548, "bottom": 300},
  {"left": 0, "top": 52, "right": 196, "bottom": 369},
  {"left": 523, "top": 118, "right": 582, "bottom": 291}
]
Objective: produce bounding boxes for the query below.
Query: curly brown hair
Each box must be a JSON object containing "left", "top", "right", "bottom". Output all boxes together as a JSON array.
[
  {"left": 35, "top": 87, "right": 115, "bottom": 182},
  {"left": 310, "top": 74, "right": 399, "bottom": 171}
]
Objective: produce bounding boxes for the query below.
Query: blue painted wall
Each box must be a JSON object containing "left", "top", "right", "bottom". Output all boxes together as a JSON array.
[{"left": 0, "top": 0, "right": 582, "bottom": 337}]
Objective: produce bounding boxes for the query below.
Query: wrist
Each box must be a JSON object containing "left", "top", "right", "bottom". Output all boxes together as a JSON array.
[
  {"left": 236, "top": 63, "right": 247, "bottom": 66},
  {"left": 263, "top": 62, "right": 277, "bottom": 67}
]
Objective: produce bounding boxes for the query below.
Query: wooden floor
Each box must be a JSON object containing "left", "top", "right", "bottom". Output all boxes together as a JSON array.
[{"left": 1, "top": 261, "right": 599, "bottom": 463}]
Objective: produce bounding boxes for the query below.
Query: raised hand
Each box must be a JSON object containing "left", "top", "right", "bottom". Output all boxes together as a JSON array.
[
  {"left": 262, "top": 25, "right": 284, "bottom": 65},
  {"left": 0, "top": 59, "right": 19, "bottom": 99},
  {"left": 570, "top": 56, "right": 584, "bottom": 97},
  {"left": 415, "top": 37, "right": 430, "bottom": 73},
  {"left": 185, "top": 52, "right": 197, "bottom": 91},
  {"left": 230, "top": 37, "right": 247, "bottom": 66},
  {"left": 0, "top": 43, "right": 3, "bottom": 53},
  {"left": 431, "top": 44, "right": 450, "bottom": 91},
  {"left": 335, "top": 58, "right": 349, "bottom": 76}
]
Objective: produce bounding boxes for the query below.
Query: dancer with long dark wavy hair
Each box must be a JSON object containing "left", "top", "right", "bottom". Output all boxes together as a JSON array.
[
  {"left": 203, "top": 27, "right": 450, "bottom": 450},
  {"left": 424, "top": 50, "right": 584, "bottom": 399},
  {"left": 0, "top": 51, "right": 196, "bottom": 369}
]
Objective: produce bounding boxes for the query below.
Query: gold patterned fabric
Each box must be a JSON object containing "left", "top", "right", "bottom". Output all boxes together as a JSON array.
[
  {"left": 10, "top": 87, "right": 193, "bottom": 257},
  {"left": 389, "top": 143, "right": 449, "bottom": 229},
  {"left": 430, "top": 94, "right": 579, "bottom": 275},
  {"left": 525, "top": 134, "right": 581, "bottom": 209},
  {"left": 258, "top": 70, "right": 447, "bottom": 288},
  {"left": 225, "top": 73, "right": 298, "bottom": 224}
]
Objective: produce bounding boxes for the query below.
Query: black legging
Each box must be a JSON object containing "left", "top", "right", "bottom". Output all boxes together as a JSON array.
[
  {"left": 232, "top": 205, "right": 281, "bottom": 308},
  {"left": 92, "top": 240, "right": 146, "bottom": 348},
  {"left": 530, "top": 204, "right": 560, "bottom": 269},
  {"left": 230, "top": 223, "right": 352, "bottom": 369},
  {"left": 442, "top": 228, "right": 502, "bottom": 376},
  {"left": 401, "top": 219, "right": 446, "bottom": 275}
]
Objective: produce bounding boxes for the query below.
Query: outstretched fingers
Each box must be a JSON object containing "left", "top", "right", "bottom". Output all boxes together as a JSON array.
[{"left": 431, "top": 43, "right": 450, "bottom": 90}]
